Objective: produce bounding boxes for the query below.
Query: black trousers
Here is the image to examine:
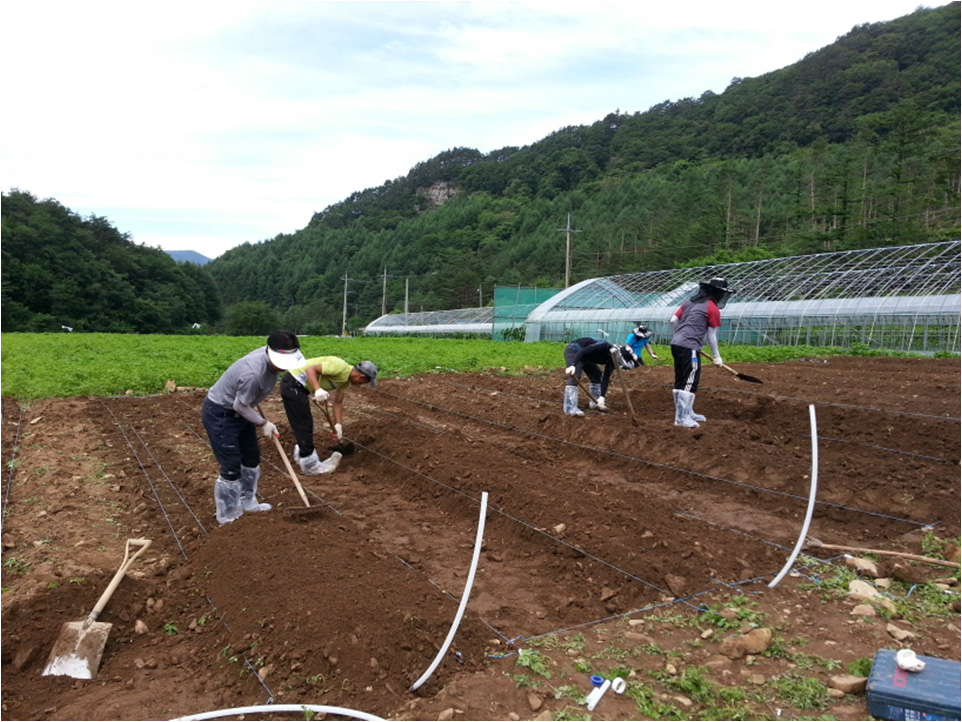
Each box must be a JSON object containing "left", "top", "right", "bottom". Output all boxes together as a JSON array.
[
  {"left": 201, "top": 398, "right": 259, "bottom": 480},
  {"left": 280, "top": 373, "right": 315, "bottom": 457}
]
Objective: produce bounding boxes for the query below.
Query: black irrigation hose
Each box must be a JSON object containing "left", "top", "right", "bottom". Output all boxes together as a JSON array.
[
  {"left": 1, "top": 403, "right": 24, "bottom": 536},
  {"left": 354, "top": 439, "right": 670, "bottom": 597},
  {"left": 98, "top": 399, "right": 195, "bottom": 559},
  {"left": 367, "top": 389, "right": 933, "bottom": 528}
]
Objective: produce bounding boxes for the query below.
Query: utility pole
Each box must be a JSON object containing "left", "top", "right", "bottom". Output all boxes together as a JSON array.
[
  {"left": 341, "top": 272, "right": 349, "bottom": 336},
  {"left": 478, "top": 286, "right": 482, "bottom": 307},
  {"left": 404, "top": 277, "right": 409, "bottom": 314},
  {"left": 381, "top": 266, "right": 388, "bottom": 317},
  {"left": 557, "top": 213, "right": 581, "bottom": 288}
]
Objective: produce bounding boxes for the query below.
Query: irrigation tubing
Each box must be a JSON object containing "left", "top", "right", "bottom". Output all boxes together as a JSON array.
[
  {"left": 769, "top": 405, "right": 820, "bottom": 589},
  {"left": 410, "top": 491, "right": 488, "bottom": 693},
  {"left": 171, "top": 704, "right": 384, "bottom": 721},
  {"left": 1, "top": 403, "right": 23, "bottom": 535},
  {"left": 363, "top": 392, "right": 930, "bottom": 528}
]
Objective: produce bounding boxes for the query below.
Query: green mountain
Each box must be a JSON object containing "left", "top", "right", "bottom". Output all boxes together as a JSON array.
[
  {"left": 207, "top": 3, "right": 960, "bottom": 337},
  {"left": 1, "top": 191, "right": 222, "bottom": 333}
]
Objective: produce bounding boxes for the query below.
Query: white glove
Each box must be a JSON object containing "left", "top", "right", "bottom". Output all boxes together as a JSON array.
[
  {"left": 650, "top": 353, "right": 660, "bottom": 360},
  {"left": 565, "top": 365, "right": 576, "bottom": 376},
  {"left": 712, "top": 355, "right": 723, "bottom": 366},
  {"left": 334, "top": 423, "right": 343, "bottom": 440},
  {"left": 596, "top": 395, "right": 607, "bottom": 411},
  {"left": 260, "top": 421, "right": 278, "bottom": 438},
  {"left": 313, "top": 387, "right": 329, "bottom": 403}
]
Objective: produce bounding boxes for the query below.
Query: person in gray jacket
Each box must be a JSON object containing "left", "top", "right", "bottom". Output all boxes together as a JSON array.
[
  {"left": 668, "top": 277, "right": 733, "bottom": 427},
  {"left": 202, "top": 331, "right": 306, "bottom": 524}
]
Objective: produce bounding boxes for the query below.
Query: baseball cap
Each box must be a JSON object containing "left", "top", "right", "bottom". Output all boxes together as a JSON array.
[
  {"left": 265, "top": 331, "right": 306, "bottom": 371},
  {"left": 354, "top": 360, "right": 378, "bottom": 387}
]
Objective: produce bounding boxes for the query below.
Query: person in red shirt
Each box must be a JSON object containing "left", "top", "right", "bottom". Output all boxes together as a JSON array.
[{"left": 668, "top": 277, "right": 734, "bottom": 428}]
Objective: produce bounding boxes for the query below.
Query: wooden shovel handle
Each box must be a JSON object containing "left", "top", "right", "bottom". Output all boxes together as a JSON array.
[
  {"left": 88, "top": 538, "right": 152, "bottom": 623},
  {"left": 257, "top": 405, "right": 311, "bottom": 507},
  {"left": 698, "top": 349, "right": 739, "bottom": 377},
  {"left": 609, "top": 348, "right": 639, "bottom": 426}
]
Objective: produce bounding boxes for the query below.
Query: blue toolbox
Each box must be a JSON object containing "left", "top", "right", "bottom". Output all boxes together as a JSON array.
[{"left": 866, "top": 648, "right": 961, "bottom": 720}]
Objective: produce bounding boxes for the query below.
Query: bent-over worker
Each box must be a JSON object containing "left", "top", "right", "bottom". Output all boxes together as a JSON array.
[
  {"left": 280, "top": 357, "right": 377, "bottom": 474},
  {"left": 202, "top": 331, "right": 306, "bottom": 524},
  {"left": 625, "top": 323, "right": 660, "bottom": 364},
  {"left": 562, "top": 337, "right": 639, "bottom": 416}
]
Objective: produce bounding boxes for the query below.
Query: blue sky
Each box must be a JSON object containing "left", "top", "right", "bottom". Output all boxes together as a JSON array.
[{"left": 2, "top": 1, "right": 933, "bottom": 259}]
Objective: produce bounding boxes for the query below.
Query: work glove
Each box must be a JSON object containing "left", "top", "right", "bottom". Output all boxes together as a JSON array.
[
  {"left": 712, "top": 355, "right": 723, "bottom": 366},
  {"left": 596, "top": 395, "right": 607, "bottom": 411},
  {"left": 334, "top": 423, "right": 343, "bottom": 440},
  {"left": 650, "top": 353, "right": 660, "bottom": 360},
  {"left": 565, "top": 365, "right": 576, "bottom": 376},
  {"left": 313, "top": 388, "right": 329, "bottom": 403},
  {"left": 261, "top": 421, "right": 278, "bottom": 438}
]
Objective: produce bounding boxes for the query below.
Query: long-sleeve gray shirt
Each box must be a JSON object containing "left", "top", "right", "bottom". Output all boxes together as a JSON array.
[{"left": 206, "top": 346, "right": 278, "bottom": 425}]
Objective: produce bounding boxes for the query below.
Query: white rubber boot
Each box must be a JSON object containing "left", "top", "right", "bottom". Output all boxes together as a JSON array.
[
  {"left": 563, "top": 385, "right": 584, "bottom": 416},
  {"left": 689, "top": 394, "right": 707, "bottom": 423},
  {"left": 214, "top": 476, "right": 243, "bottom": 524},
  {"left": 588, "top": 383, "right": 602, "bottom": 409},
  {"left": 298, "top": 449, "right": 342, "bottom": 475},
  {"left": 239, "top": 465, "right": 272, "bottom": 512},
  {"left": 673, "top": 390, "right": 699, "bottom": 428}
]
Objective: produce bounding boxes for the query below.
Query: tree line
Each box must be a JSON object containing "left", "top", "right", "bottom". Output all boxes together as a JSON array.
[{"left": 1, "top": 191, "right": 223, "bottom": 333}]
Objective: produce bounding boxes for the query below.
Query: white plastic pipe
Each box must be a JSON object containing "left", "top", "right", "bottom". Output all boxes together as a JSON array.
[
  {"left": 769, "top": 405, "right": 819, "bottom": 588},
  {"left": 171, "top": 704, "right": 383, "bottom": 721},
  {"left": 410, "top": 491, "right": 489, "bottom": 692},
  {"left": 586, "top": 678, "right": 612, "bottom": 711}
]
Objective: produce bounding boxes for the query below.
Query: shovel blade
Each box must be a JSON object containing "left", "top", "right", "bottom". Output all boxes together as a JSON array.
[
  {"left": 737, "top": 373, "right": 764, "bottom": 384},
  {"left": 42, "top": 620, "right": 112, "bottom": 679}
]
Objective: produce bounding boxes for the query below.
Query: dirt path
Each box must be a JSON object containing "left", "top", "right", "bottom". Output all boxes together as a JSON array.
[{"left": 2, "top": 357, "right": 959, "bottom": 720}]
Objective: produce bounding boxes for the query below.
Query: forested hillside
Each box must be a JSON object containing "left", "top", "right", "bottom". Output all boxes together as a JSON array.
[
  {"left": 1, "top": 191, "right": 222, "bottom": 333},
  {"left": 207, "top": 4, "right": 960, "bottom": 336},
  {"left": 2, "top": 5, "right": 958, "bottom": 337}
]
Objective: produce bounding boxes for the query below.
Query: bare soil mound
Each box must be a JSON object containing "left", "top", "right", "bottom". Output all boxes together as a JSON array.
[{"left": 2, "top": 357, "right": 959, "bottom": 721}]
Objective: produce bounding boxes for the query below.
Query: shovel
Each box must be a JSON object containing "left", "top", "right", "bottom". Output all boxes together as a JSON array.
[
  {"left": 256, "top": 406, "right": 322, "bottom": 519},
  {"left": 312, "top": 398, "right": 356, "bottom": 455},
  {"left": 43, "top": 537, "right": 152, "bottom": 679},
  {"left": 699, "top": 350, "right": 763, "bottom": 384}
]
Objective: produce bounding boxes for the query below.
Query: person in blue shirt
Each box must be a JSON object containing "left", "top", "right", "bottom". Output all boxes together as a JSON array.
[{"left": 624, "top": 324, "right": 660, "bottom": 364}]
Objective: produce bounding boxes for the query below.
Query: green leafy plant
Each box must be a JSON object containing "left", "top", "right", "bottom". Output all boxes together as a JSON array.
[
  {"left": 773, "top": 672, "right": 829, "bottom": 710},
  {"left": 516, "top": 648, "right": 552, "bottom": 679},
  {"left": 3, "top": 557, "right": 31, "bottom": 575},
  {"left": 163, "top": 622, "right": 179, "bottom": 635},
  {"left": 848, "top": 657, "right": 873, "bottom": 677}
]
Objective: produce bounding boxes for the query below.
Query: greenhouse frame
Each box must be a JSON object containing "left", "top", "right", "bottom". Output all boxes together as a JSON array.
[{"left": 364, "top": 241, "right": 961, "bottom": 354}]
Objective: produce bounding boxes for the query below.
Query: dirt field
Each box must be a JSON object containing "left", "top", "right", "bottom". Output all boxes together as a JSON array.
[{"left": 2, "top": 356, "right": 960, "bottom": 721}]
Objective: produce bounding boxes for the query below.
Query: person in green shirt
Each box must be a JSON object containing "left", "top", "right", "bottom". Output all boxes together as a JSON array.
[{"left": 280, "top": 356, "right": 378, "bottom": 474}]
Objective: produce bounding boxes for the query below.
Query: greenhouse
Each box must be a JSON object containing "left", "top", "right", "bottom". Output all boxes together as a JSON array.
[
  {"left": 364, "top": 241, "right": 961, "bottom": 354},
  {"left": 524, "top": 241, "right": 961, "bottom": 354}
]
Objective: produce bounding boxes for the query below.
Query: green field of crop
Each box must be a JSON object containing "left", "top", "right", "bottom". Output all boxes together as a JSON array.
[{"left": 0, "top": 333, "right": 927, "bottom": 400}]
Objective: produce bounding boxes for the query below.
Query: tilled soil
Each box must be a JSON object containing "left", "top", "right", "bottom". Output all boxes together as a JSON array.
[{"left": 1, "top": 356, "right": 959, "bottom": 721}]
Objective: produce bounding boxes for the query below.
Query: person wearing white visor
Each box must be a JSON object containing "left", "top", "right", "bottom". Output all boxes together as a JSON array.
[{"left": 202, "top": 331, "right": 306, "bottom": 524}]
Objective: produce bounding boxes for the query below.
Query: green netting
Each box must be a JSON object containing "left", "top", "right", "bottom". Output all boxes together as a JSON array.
[{"left": 493, "top": 286, "right": 562, "bottom": 341}]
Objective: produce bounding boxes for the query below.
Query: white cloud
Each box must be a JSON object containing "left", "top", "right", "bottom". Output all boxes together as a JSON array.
[{"left": 1, "top": 0, "right": 933, "bottom": 259}]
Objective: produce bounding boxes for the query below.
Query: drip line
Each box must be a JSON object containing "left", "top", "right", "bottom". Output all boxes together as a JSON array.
[
  {"left": 367, "top": 392, "right": 931, "bottom": 528},
  {"left": 1, "top": 402, "right": 24, "bottom": 535}
]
